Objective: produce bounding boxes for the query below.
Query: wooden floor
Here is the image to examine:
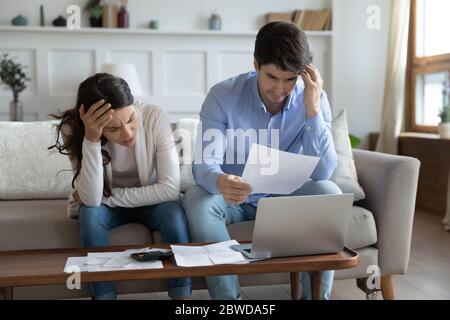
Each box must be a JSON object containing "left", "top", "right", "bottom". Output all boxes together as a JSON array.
[{"left": 114, "top": 210, "right": 450, "bottom": 300}]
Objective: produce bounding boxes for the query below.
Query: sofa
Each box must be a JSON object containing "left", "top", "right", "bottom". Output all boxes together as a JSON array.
[{"left": 0, "top": 118, "right": 420, "bottom": 300}]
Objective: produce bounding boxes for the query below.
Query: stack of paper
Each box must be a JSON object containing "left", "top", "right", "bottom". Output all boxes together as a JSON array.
[
  {"left": 171, "top": 240, "right": 251, "bottom": 267},
  {"left": 63, "top": 248, "right": 167, "bottom": 273}
]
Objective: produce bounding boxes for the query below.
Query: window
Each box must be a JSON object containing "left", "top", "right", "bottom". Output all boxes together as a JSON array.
[{"left": 406, "top": 0, "right": 450, "bottom": 133}]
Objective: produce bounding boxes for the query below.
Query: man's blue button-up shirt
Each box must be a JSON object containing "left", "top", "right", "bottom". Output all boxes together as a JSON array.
[{"left": 192, "top": 71, "right": 337, "bottom": 206}]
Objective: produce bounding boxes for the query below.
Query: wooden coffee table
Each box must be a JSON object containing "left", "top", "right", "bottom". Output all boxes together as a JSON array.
[{"left": 0, "top": 243, "right": 359, "bottom": 300}]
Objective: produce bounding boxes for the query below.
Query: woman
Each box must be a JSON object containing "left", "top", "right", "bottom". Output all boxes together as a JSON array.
[{"left": 50, "top": 73, "right": 191, "bottom": 300}]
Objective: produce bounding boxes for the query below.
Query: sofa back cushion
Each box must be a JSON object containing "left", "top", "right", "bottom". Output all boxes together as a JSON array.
[
  {"left": 174, "top": 119, "right": 199, "bottom": 192},
  {"left": 0, "top": 121, "right": 74, "bottom": 200},
  {"left": 330, "top": 110, "right": 366, "bottom": 201},
  {"left": 0, "top": 111, "right": 365, "bottom": 201}
]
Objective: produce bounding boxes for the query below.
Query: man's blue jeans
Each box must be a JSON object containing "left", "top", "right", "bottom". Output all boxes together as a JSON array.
[
  {"left": 79, "top": 201, "right": 192, "bottom": 300},
  {"left": 182, "top": 180, "right": 342, "bottom": 300}
]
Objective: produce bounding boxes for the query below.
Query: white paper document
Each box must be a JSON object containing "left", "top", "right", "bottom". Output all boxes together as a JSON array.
[
  {"left": 171, "top": 240, "right": 248, "bottom": 267},
  {"left": 241, "top": 144, "right": 320, "bottom": 194},
  {"left": 64, "top": 248, "right": 166, "bottom": 273},
  {"left": 64, "top": 257, "right": 90, "bottom": 272}
]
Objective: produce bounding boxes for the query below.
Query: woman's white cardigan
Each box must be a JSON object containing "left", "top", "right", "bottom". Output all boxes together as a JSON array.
[{"left": 67, "top": 101, "right": 180, "bottom": 218}]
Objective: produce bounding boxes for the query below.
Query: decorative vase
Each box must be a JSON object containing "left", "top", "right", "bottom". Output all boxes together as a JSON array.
[
  {"left": 40, "top": 5, "right": 45, "bottom": 26},
  {"left": 10, "top": 98, "right": 23, "bottom": 122},
  {"left": 209, "top": 13, "right": 222, "bottom": 30},
  {"left": 89, "top": 16, "right": 102, "bottom": 27},
  {"left": 52, "top": 15, "right": 67, "bottom": 27},
  {"left": 12, "top": 14, "right": 28, "bottom": 26},
  {"left": 149, "top": 20, "right": 159, "bottom": 29},
  {"left": 103, "top": 4, "right": 118, "bottom": 28},
  {"left": 118, "top": 6, "right": 129, "bottom": 28},
  {"left": 438, "top": 122, "right": 450, "bottom": 139}
]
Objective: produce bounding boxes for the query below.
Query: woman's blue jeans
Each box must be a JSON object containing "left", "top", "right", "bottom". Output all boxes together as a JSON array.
[{"left": 79, "top": 201, "right": 192, "bottom": 300}]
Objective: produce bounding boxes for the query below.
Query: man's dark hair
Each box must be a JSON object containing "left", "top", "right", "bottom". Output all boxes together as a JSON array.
[{"left": 254, "top": 21, "right": 312, "bottom": 73}]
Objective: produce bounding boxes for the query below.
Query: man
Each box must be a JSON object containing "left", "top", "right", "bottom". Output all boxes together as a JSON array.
[{"left": 183, "top": 22, "right": 340, "bottom": 300}]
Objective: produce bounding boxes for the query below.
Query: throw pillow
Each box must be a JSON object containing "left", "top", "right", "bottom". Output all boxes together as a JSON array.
[
  {"left": 0, "top": 120, "right": 73, "bottom": 199},
  {"left": 330, "top": 109, "right": 366, "bottom": 201}
]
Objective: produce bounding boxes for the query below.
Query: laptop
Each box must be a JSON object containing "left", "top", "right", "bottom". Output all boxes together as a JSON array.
[{"left": 231, "top": 194, "right": 354, "bottom": 259}]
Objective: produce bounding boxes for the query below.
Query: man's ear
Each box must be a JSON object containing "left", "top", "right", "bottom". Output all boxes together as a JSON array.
[{"left": 253, "top": 58, "right": 259, "bottom": 71}]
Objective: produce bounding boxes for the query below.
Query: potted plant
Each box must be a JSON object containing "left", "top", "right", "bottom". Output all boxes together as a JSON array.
[
  {"left": 0, "top": 53, "right": 30, "bottom": 121},
  {"left": 85, "top": 0, "right": 103, "bottom": 27},
  {"left": 438, "top": 104, "right": 450, "bottom": 139}
]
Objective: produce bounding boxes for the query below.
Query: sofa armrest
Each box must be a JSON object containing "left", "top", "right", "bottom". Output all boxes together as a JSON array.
[{"left": 353, "top": 149, "right": 420, "bottom": 276}]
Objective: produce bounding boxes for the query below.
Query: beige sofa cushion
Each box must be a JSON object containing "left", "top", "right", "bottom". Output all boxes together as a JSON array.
[
  {"left": 330, "top": 110, "right": 366, "bottom": 201},
  {"left": 0, "top": 200, "right": 153, "bottom": 251},
  {"left": 0, "top": 200, "right": 377, "bottom": 251},
  {"left": 0, "top": 121, "right": 73, "bottom": 200},
  {"left": 174, "top": 119, "right": 199, "bottom": 193}
]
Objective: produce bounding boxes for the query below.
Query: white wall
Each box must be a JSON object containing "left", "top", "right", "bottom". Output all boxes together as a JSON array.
[{"left": 332, "top": 0, "right": 391, "bottom": 148}]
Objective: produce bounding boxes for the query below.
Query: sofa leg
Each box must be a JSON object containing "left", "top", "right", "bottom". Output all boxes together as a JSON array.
[
  {"left": 1, "top": 287, "right": 13, "bottom": 300},
  {"left": 381, "top": 275, "right": 395, "bottom": 300}
]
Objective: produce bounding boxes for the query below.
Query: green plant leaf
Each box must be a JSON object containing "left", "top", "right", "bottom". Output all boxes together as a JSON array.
[
  {"left": 0, "top": 52, "right": 30, "bottom": 96},
  {"left": 439, "top": 105, "right": 450, "bottom": 123},
  {"left": 349, "top": 134, "right": 361, "bottom": 149}
]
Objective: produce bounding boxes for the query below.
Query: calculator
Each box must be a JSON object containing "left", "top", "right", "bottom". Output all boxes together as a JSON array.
[{"left": 130, "top": 250, "right": 174, "bottom": 261}]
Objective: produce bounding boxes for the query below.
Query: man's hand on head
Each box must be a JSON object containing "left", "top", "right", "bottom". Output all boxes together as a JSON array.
[
  {"left": 217, "top": 174, "right": 253, "bottom": 205},
  {"left": 301, "top": 64, "right": 323, "bottom": 119}
]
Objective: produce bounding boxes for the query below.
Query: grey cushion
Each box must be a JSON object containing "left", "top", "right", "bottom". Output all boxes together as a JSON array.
[
  {"left": 345, "top": 206, "right": 377, "bottom": 249},
  {"left": 0, "top": 200, "right": 377, "bottom": 252},
  {"left": 0, "top": 200, "right": 153, "bottom": 251}
]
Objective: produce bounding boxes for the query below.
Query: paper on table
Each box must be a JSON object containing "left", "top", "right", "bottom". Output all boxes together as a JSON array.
[
  {"left": 64, "top": 257, "right": 90, "bottom": 272},
  {"left": 171, "top": 240, "right": 248, "bottom": 267},
  {"left": 101, "top": 248, "right": 165, "bottom": 269},
  {"left": 63, "top": 248, "right": 165, "bottom": 272},
  {"left": 87, "top": 252, "right": 122, "bottom": 266},
  {"left": 241, "top": 144, "right": 319, "bottom": 194},
  {"left": 171, "top": 244, "right": 212, "bottom": 267},
  {"left": 172, "top": 254, "right": 214, "bottom": 267},
  {"left": 203, "top": 240, "right": 248, "bottom": 264}
]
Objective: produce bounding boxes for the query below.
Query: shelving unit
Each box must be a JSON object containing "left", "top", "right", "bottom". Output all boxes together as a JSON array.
[
  {"left": 0, "top": 1, "right": 334, "bottom": 122},
  {"left": 0, "top": 26, "right": 333, "bottom": 37}
]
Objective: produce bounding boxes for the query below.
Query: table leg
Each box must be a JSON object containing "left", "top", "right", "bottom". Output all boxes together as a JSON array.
[
  {"left": 290, "top": 272, "right": 299, "bottom": 300},
  {"left": 310, "top": 271, "right": 322, "bottom": 300},
  {"left": 2, "top": 287, "right": 13, "bottom": 300}
]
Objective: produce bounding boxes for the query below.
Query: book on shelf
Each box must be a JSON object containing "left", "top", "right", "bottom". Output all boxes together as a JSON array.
[
  {"left": 321, "top": 8, "right": 333, "bottom": 30},
  {"left": 293, "top": 10, "right": 306, "bottom": 27},
  {"left": 266, "top": 12, "right": 294, "bottom": 24},
  {"left": 293, "top": 9, "right": 332, "bottom": 31},
  {"left": 323, "top": 9, "right": 332, "bottom": 30}
]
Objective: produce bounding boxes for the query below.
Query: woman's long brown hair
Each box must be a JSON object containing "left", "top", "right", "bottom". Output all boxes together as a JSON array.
[{"left": 48, "top": 73, "right": 134, "bottom": 197}]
